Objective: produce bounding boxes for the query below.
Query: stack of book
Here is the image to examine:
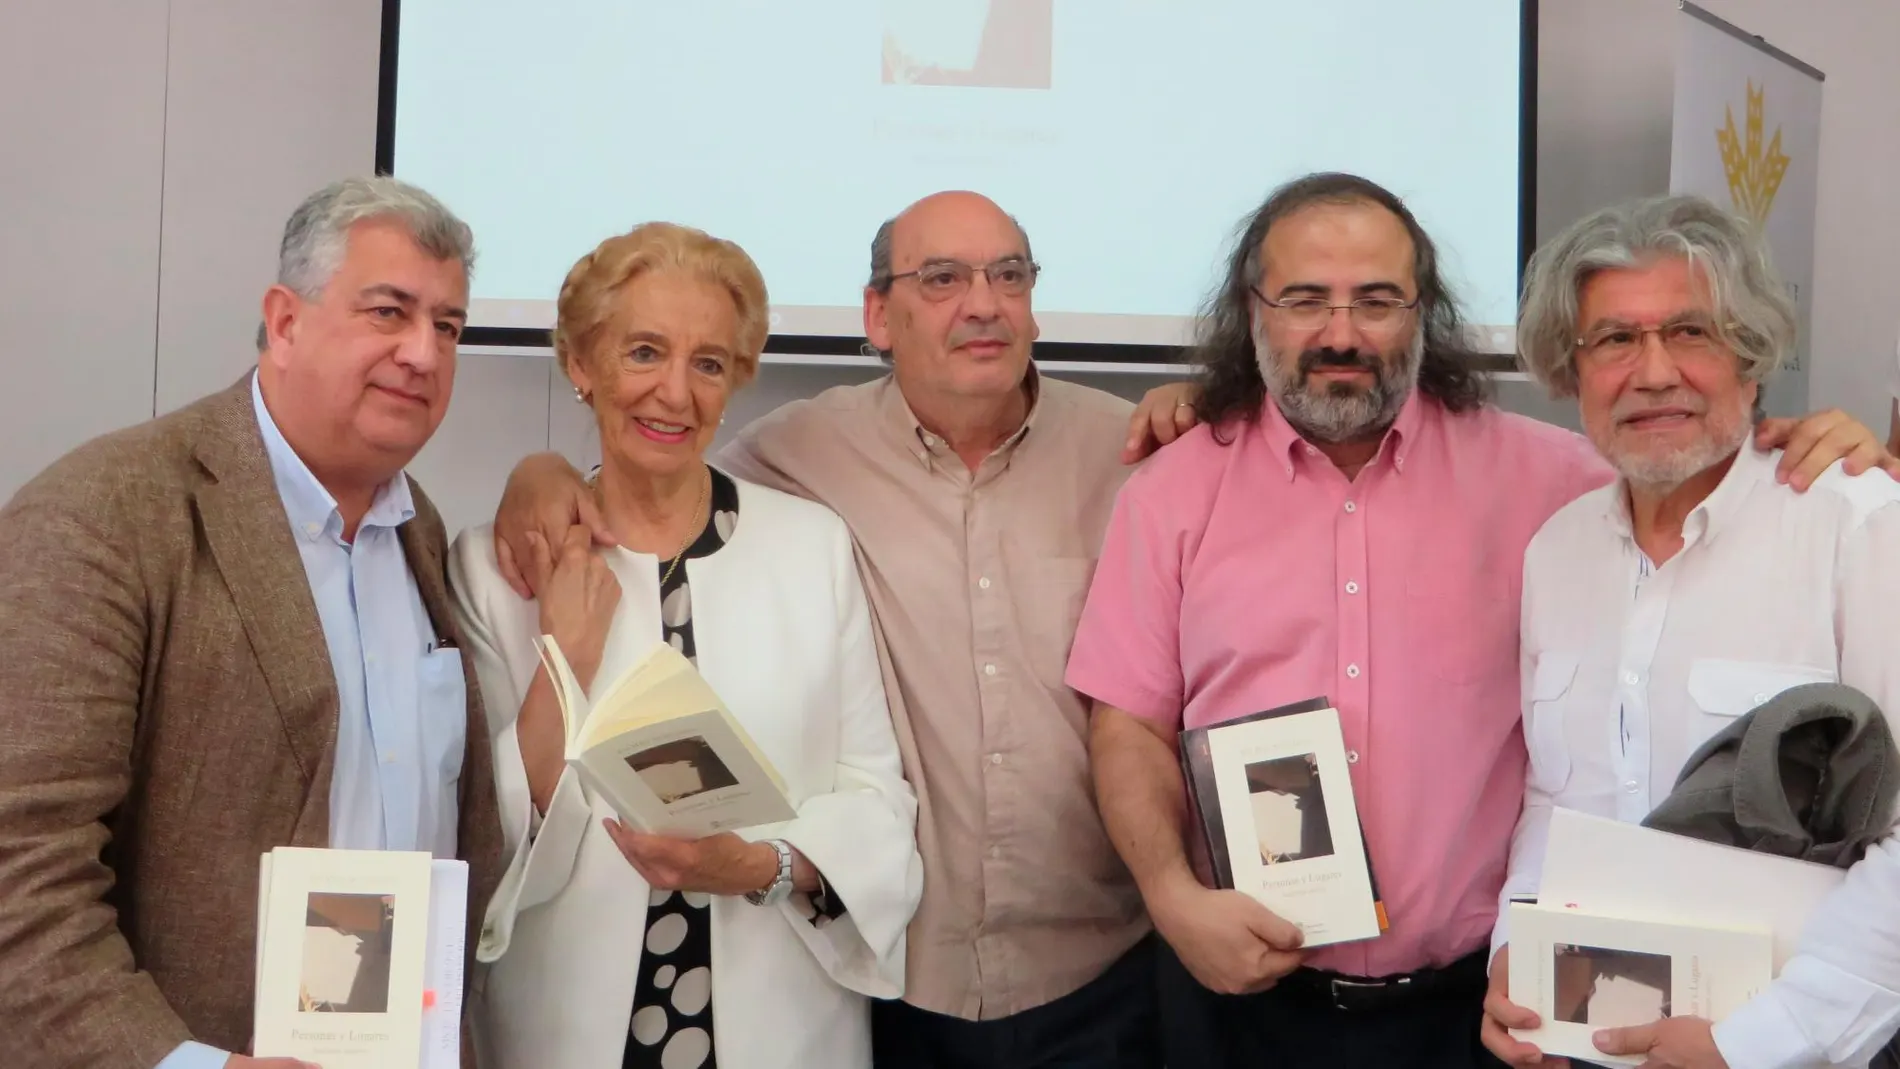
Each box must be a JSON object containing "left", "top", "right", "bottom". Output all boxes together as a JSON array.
[{"left": 1504, "top": 808, "right": 1843, "bottom": 1065}]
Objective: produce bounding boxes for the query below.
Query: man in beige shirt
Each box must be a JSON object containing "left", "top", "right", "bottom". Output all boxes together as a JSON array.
[{"left": 493, "top": 191, "right": 1177, "bottom": 1067}]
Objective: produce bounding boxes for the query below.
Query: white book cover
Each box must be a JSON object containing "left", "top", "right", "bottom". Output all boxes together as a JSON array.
[
  {"left": 1537, "top": 807, "right": 1842, "bottom": 970},
  {"left": 537, "top": 636, "right": 797, "bottom": 837},
  {"left": 1182, "top": 699, "right": 1384, "bottom": 947},
  {"left": 253, "top": 847, "right": 434, "bottom": 1068},
  {"left": 1507, "top": 901, "right": 1773, "bottom": 1067}
]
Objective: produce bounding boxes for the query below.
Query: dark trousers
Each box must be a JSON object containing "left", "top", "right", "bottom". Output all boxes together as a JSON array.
[
  {"left": 1156, "top": 942, "right": 1507, "bottom": 1069},
  {"left": 873, "top": 935, "right": 1162, "bottom": 1069}
]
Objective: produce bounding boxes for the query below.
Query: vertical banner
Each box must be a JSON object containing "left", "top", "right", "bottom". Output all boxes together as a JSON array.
[{"left": 1669, "top": 2, "right": 1823, "bottom": 386}]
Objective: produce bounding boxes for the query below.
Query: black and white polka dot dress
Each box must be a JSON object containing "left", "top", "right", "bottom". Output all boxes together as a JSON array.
[{"left": 623, "top": 469, "right": 739, "bottom": 1069}]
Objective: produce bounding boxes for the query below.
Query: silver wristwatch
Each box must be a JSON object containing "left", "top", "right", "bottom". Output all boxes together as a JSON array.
[{"left": 746, "top": 838, "right": 794, "bottom": 906}]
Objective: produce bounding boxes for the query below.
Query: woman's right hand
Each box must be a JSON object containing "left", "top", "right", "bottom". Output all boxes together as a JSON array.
[
  {"left": 525, "top": 524, "right": 622, "bottom": 689},
  {"left": 495, "top": 452, "right": 616, "bottom": 600}
]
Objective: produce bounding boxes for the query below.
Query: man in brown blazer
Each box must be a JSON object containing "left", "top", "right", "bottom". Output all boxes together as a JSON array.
[{"left": 0, "top": 177, "right": 503, "bottom": 1069}]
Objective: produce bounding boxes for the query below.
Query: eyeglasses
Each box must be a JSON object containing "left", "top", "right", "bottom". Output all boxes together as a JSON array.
[
  {"left": 1574, "top": 316, "right": 1733, "bottom": 367},
  {"left": 1252, "top": 288, "right": 1419, "bottom": 334},
  {"left": 885, "top": 258, "right": 1039, "bottom": 302}
]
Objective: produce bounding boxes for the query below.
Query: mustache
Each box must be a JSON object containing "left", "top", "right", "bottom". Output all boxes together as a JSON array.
[
  {"left": 1297, "top": 348, "right": 1381, "bottom": 376},
  {"left": 949, "top": 325, "right": 1013, "bottom": 348},
  {"left": 1613, "top": 390, "right": 1707, "bottom": 422}
]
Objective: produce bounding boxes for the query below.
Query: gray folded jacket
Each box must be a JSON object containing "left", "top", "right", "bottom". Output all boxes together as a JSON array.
[
  {"left": 1643, "top": 682, "right": 1900, "bottom": 866},
  {"left": 1642, "top": 682, "right": 1900, "bottom": 1068}
]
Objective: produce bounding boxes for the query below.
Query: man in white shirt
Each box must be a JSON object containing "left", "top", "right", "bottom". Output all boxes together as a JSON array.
[{"left": 1480, "top": 192, "right": 1900, "bottom": 1069}]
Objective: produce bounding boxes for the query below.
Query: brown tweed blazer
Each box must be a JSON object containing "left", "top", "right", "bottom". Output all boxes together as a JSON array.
[{"left": 0, "top": 377, "right": 503, "bottom": 1069}]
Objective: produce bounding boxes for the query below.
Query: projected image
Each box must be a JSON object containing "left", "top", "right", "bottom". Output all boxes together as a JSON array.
[
  {"left": 1553, "top": 944, "right": 1673, "bottom": 1027},
  {"left": 299, "top": 892, "right": 396, "bottom": 1014},
  {"left": 627, "top": 736, "right": 739, "bottom": 803},
  {"left": 881, "top": 0, "right": 1052, "bottom": 89},
  {"left": 1245, "top": 754, "right": 1334, "bottom": 864}
]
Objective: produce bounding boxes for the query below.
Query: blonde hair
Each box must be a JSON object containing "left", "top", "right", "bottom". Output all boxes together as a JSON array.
[{"left": 552, "top": 222, "right": 769, "bottom": 386}]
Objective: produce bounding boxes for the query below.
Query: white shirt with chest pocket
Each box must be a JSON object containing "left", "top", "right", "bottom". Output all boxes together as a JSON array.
[{"left": 1499, "top": 443, "right": 1900, "bottom": 1069}]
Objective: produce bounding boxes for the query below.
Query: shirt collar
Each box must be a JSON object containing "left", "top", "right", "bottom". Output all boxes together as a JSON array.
[
  {"left": 1602, "top": 441, "right": 1767, "bottom": 545},
  {"left": 880, "top": 363, "right": 1042, "bottom": 470},
  {"left": 250, "top": 371, "right": 415, "bottom": 543},
  {"left": 1258, "top": 388, "right": 1428, "bottom": 482}
]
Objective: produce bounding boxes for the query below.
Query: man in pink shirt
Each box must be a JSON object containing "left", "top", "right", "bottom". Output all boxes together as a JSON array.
[{"left": 1065, "top": 172, "right": 1894, "bottom": 1069}]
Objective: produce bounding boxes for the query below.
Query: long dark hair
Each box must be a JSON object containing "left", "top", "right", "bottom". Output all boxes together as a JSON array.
[{"left": 1190, "top": 172, "right": 1489, "bottom": 437}]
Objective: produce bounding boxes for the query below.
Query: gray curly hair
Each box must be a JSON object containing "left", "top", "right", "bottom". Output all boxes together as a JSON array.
[{"left": 1517, "top": 193, "right": 1795, "bottom": 397}]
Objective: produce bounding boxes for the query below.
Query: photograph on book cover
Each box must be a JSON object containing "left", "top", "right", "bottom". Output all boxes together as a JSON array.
[
  {"left": 626, "top": 736, "right": 740, "bottom": 803},
  {"left": 1554, "top": 943, "right": 1673, "bottom": 1027},
  {"left": 880, "top": 0, "right": 1053, "bottom": 89},
  {"left": 1245, "top": 753, "right": 1335, "bottom": 864},
  {"left": 300, "top": 892, "right": 396, "bottom": 1014}
]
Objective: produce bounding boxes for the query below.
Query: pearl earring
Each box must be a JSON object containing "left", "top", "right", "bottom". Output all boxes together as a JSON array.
[{"left": 573, "top": 386, "right": 587, "bottom": 404}]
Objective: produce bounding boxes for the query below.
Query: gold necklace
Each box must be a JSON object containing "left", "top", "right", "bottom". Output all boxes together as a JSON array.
[{"left": 659, "top": 470, "right": 710, "bottom": 587}]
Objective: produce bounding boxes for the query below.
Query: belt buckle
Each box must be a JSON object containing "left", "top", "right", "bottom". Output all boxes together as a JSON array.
[{"left": 1328, "top": 975, "right": 1408, "bottom": 1011}]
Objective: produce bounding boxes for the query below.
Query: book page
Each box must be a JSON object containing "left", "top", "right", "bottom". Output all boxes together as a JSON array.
[
  {"left": 1204, "top": 707, "right": 1381, "bottom": 947},
  {"left": 573, "top": 706, "right": 797, "bottom": 838},
  {"left": 421, "top": 860, "right": 468, "bottom": 1069},
  {"left": 1507, "top": 902, "right": 1772, "bottom": 1067},
  {"left": 254, "top": 848, "right": 434, "bottom": 1069}
]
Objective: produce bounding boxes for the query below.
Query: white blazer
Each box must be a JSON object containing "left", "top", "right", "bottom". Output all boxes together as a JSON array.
[{"left": 447, "top": 475, "right": 923, "bottom": 1069}]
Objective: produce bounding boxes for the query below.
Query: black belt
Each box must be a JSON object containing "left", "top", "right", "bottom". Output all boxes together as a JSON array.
[{"left": 1275, "top": 950, "right": 1489, "bottom": 1012}]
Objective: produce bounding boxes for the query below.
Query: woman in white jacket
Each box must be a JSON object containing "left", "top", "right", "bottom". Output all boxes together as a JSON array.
[{"left": 449, "top": 221, "right": 922, "bottom": 1069}]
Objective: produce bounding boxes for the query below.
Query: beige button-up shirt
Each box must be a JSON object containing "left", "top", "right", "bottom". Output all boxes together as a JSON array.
[{"left": 714, "top": 369, "right": 1150, "bottom": 1019}]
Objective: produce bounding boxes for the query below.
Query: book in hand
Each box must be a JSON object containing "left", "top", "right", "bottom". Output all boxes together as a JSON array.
[
  {"left": 253, "top": 847, "right": 442, "bottom": 1069},
  {"left": 1506, "top": 901, "right": 1773, "bottom": 1067},
  {"left": 536, "top": 635, "right": 797, "bottom": 837},
  {"left": 1179, "top": 697, "right": 1387, "bottom": 948}
]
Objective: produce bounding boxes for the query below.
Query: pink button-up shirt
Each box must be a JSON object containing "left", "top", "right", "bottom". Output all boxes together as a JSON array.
[{"left": 1065, "top": 393, "right": 1609, "bottom": 977}]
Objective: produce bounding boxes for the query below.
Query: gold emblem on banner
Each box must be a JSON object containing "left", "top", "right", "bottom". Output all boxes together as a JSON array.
[{"left": 1716, "top": 80, "right": 1791, "bottom": 224}]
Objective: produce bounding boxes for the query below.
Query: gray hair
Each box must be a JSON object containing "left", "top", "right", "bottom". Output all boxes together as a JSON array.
[
  {"left": 255, "top": 176, "right": 476, "bottom": 349},
  {"left": 1517, "top": 192, "right": 1795, "bottom": 397}
]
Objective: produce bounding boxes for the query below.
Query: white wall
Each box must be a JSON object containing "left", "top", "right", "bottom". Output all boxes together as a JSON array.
[
  {"left": 4, "top": 0, "right": 1898, "bottom": 534},
  {"left": 0, "top": 0, "right": 168, "bottom": 495}
]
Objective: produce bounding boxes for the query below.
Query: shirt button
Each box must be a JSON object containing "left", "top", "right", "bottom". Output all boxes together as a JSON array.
[
  {"left": 1345, "top": 581, "right": 1359, "bottom": 595},
  {"left": 989, "top": 846, "right": 1002, "bottom": 859},
  {"left": 1346, "top": 664, "right": 1361, "bottom": 679},
  {"left": 978, "top": 576, "right": 991, "bottom": 590},
  {"left": 989, "top": 753, "right": 1004, "bottom": 766},
  {"left": 1343, "top": 501, "right": 1357, "bottom": 514},
  {"left": 1305, "top": 445, "right": 1319, "bottom": 456},
  {"left": 1753, "top": 693, "right": 1769, "bottom": 703},
  {"left": 1347, "top": 750, "right": 1360, "bottom": 764},
  {"left": 1624, "top": 780, "right": 1640, "bottom": 794},
  {"left": 384, "top": 750, "right": 397, "bottom": 763},
  {"left": 304, "top": 522, "right": 320, "bottom": 536},
  {"left": 983, "top": 664, "right": 997, "bottom": 677},
  {"left": 1624, "top": 672, "right": 1640, "bottom": 685}
]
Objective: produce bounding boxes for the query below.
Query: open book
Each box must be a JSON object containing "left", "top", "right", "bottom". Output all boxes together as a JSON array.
[
  {"left": 1179, "top": 697, "right": 1388, "bottom": 948},
  {"left": 1507, "top": 900, "right": 1773, "bottom": 1067},
  {"left": 536, "top": 636, "right": 796, "bottom": 837}
]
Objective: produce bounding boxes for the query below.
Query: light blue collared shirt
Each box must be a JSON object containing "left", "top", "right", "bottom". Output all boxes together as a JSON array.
[{"left": 157, "top": 375, "right": 466, "bottom": 1069}]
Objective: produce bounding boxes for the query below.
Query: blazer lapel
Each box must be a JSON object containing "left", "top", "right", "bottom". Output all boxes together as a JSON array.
[
  {"left": 192, "top": 379, "right": 338, "bottom": 805},
  {"left": 399, "top": 510, "right": 452, "bottom": 647}
]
